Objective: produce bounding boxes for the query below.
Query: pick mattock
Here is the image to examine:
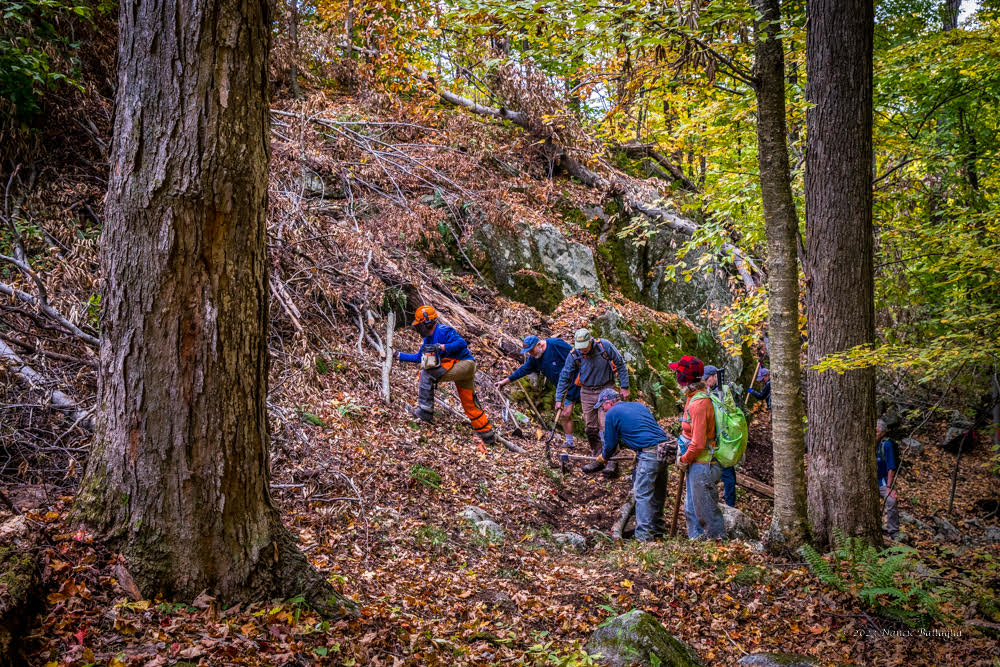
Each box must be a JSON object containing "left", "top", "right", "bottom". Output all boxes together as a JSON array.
[{"left": 670, "top": 467, "right": 686, "bottom": 537}]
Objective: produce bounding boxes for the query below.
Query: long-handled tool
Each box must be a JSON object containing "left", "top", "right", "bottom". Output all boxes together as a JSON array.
[
  {"left": 743, "top": 360, "right": 761, "bottom": 407},
  {"left": 669, "top": 467, "right": 686, "bottom": 537}
]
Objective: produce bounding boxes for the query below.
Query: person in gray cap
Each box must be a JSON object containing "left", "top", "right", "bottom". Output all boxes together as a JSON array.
[
  {"left": 703, "top": 364, "right": 736, "bottom": 507},
  {"left": 555, "top": 328, "right": 630, "bottom": 477},
  {"left": 583, "top": 389, "right": 675, "bottom": 541}
]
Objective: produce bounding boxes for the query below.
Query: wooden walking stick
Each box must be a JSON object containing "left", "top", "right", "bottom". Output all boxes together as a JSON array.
[
  {"left": 743, "top": 360, "right": 762, "bottom": 407},
  {"left": 669, "top": 467, "right": 686, "bottom": 537}
]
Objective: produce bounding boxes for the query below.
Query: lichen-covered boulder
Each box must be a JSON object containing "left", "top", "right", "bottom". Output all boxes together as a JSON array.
[
  {"left": 590, "top": 307, "right": 727, "bottom": 417},
  {"left": 1, "top": 515, "right": 38, "bottom": 667},
  {"left": 471, "top": 222, "right": 601, "bottom": 313},
  {"left": 552, "top": 532, "right": 587, "bottom": 553},
  {"left": 722, "top": 505, "right": 760, "bottom": 541},
  {"left": 460, "top": 505, "right": 495, "bottom": 524},
  {"left": 474, "top": 520, "right": 505, "bottom": 542},
  {"left": 738, "top": 653, "right": 817, "bottom": 667},
  {"left": 586, "top": 610, "right": 704, "bottom": 666}
]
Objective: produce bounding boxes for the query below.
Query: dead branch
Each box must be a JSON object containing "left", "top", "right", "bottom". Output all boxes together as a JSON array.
[
  {"left": 736, "top": 472, "right": 774, "bottom": 498},
  {"left": 611, "top": 492, "right": 636, "bottom": 539},
  {"left": 0, "top": 338, "right": 93, "bottom": 429},
  {"left": 0, "top": 279, "right": 100, "bottom": 347},
  {"left": 381, "top": 311, "right": 395, "bottom": 403}
]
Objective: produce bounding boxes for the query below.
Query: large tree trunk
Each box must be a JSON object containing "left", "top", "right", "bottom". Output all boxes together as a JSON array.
[
  {"left": 74, "top": 0, "right": 356, "bottom": 616},
  {"left": 752, "top": 0, "right": 809, "bottom": 551},
  {"left": 804, "top": 0, "right": 881, "bottom": 547}
]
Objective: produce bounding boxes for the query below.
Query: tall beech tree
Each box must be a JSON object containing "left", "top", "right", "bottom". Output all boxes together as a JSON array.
[
  {"left": 74, "top": 0, "right": 356, "bottom": 614},
  {"left": 804, "top": 0, "right": 881, "bottom": 546},
  {"left": 752, "top": 0, "right": 809, "bottom": 550}
]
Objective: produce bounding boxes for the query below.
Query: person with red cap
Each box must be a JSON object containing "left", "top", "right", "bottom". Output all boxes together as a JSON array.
[
  {"left": 670, "top": 355, "right": 726, "bottom": 539},
  {"left": 394, "top": 305, "right": 495, "bottom": 446}
]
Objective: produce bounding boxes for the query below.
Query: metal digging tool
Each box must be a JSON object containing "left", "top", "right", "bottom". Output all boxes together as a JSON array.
[{"left": 543, "top": 413, "right": 561, "bottom": 468}]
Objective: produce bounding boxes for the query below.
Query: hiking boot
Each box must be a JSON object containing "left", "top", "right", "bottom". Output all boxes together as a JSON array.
[
  {"left": 601, "top": 460, "right": 620, "bottom": 478},
  {"left": 581, "top": 460, "right": 605, "bottom": 474},
  {"left": 408, "top": 405, "right": 434, "bottom": 423},
  {"left": 478, "top": 430, "right": 496, "bottom": 446}
]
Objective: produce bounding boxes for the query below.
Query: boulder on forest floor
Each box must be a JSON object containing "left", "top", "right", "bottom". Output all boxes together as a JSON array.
[
  {"left": 722, "top": 505, "right": 760, "bottom": 541},
  {"left": 931, "top": 516, "right": 962, "bottom": 542},
  {"left": 586, "top": 609, "right": 704, "bottom": 666},
  {"left": 552, "top": 532, "right": 587, "bottom": 553}
]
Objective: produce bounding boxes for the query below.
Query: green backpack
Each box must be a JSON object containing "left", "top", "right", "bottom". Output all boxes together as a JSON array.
[{"left": 695, "top": 387, "right": 748, "bottom": 468}]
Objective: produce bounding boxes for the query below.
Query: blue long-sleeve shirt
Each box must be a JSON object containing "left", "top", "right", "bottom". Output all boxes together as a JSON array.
[
  {"left": 397, "top": 324, "right": 474, "bottom": 363},
  {"left": 507, "top": 338, "right": 580, "bottom": 402},
  {"left": 876, "top": 437, "right": 898, "bottom": 487},
  {"left": 602, "top": 402, "right": 669, "bottom": 460},
  {"left": 748, "top": 381, "right": 771, "bottom": 409},
  {"left": 555, "top": 338, "right": 629, "bottom": 402}
]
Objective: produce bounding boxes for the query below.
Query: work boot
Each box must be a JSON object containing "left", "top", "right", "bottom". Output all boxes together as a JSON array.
[
  {"left": 602, "top": 460, "right": 620, "bottom": 478},
  {"left": 478, "top": 430, "right": 496, "bottom": 446},
  {"left": 408, "top": 405, "right": 434, "bottom": 423},
  {"left": 581, "top": 459, "right": 605, "bottom": 474}
]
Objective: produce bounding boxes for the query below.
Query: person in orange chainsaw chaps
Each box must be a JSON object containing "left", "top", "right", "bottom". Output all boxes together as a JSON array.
[{"left": 393, "top": 305, "right": 496, "bottom": 446}]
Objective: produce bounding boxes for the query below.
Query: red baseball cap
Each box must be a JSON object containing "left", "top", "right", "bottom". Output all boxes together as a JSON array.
[{"left": 669, "top": 356, "right": 704, "bottom": 386}]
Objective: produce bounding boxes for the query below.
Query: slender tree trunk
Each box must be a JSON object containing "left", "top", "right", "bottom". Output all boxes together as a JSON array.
[
  {"left": 344, "top": 0, "right": 356, "bottom": 60},
  {"left": 804, "top": 0, "right": 881, "bottom": 547},
  {"left": 753, "top": 0, "right": 809, "bottom": 551},
  {"left": 288, "top": 0, "right": 302, "bottom": 99},
  {"left": 74, "top": 0, "right": 356, "bottom": 616}
]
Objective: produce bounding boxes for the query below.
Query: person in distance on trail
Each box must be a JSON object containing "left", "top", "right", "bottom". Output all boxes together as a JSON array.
[
  {"left": 394, "top": 305, "right": 495, "bottom": 448},
  {"left": 555, "top": 328, "right": 630, "bottom": 477},
  {"left": 746, "top": 366, "right": 771, "bottom": 410},
  {"left": 585, "top": 389, "right": 675, "bottom": 540},
  {"left": 672, "top": 355, "right": 726, "bottom": 540},
  {"left": 876, "top": 418, "right": 901, "bottom": 541},
  {"left": 704, "top": 365, "right": 736, "bottom": 508},
  {"left": 495, "top": 335, "right": 580, "bottom": 449}
]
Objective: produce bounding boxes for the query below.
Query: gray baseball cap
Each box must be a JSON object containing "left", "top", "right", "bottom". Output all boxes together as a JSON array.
[
  {"left": 702, "top": 365, "right": 719, "bottom": 379},
  {"left": 593, "top": 388, "right": 621, "bottom": 411},
  {"left": 573, "top": 328, "right": 593, "bottom": 350}
]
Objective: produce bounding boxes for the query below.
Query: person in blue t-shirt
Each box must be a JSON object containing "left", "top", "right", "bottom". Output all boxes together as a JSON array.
[
  {"left": 495, "top": 335, "right": 580, "bottom": 449},
  {"left": 585, "top": 389, "right": 676, "bottom": 542},
  {"left": 876, "top": 418, "right": 900, "bottom": 540}
]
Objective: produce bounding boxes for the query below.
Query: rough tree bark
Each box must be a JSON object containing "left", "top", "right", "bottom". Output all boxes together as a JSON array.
[
  {"left": 804, "top": 0, "right": 881, "bottom": 547},
  {"left": 752, "top": 0, "right": 809, "bottom": 551},
  {"left": 74, "top": 0, "right": 356, "bottom": 615}
]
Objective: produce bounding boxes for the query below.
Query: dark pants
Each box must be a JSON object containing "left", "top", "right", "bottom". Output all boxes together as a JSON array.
[{"left": 719, "top": 466, "right": 736, "bottom": 507}]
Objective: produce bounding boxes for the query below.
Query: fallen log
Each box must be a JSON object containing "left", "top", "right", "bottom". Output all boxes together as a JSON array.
[
  {"left": 611, "top": 492, "right": 636, "bottom": 540},
  {"left": 736, "top": 472, "right": 774, "bottom": 498}
]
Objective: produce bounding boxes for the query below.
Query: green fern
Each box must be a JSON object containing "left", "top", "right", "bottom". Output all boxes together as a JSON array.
[{"left": 801, "top": 535, "right": 951, "bottom": 627}]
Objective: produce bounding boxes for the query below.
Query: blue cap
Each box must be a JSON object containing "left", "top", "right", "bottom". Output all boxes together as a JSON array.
[
  {"left": 757, "top": 367, "right": 770, "bottom": 382},
  {"left": 593, "top": 388, "right": 621, "bottom": 411},
  {"left": 521, "top": 335, "right": 541, "bottom": 353},
  {"left": 702, "top": 365, "right": 719, "bottom": 380}
]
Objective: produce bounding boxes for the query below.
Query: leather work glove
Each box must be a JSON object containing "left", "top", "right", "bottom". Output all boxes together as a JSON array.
[
  {"left": 676, "top": 460, "right": 689, "bottom": 474},
  {"left": 392, "top": 350, "right": 400, "bottom": 361}
]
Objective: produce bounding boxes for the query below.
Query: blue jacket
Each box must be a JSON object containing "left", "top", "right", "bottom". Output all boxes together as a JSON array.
[
  {"left": 555, "top": 338, "right": 629, "bottom": 402},
  {"left": 602, "top": 402, "right": 669, "bottom": 460},
  {"left": 748, "top": 381, "right": 771, "bottom": 409},
  {"left": 398, "top": 324, "right": 474, "bottom": 363},
  {"left": 508, "top": 338, "right": 580, "bottom": 402},
  {"left": 876, "top": 437, "right": 898, "bottom": 487}
]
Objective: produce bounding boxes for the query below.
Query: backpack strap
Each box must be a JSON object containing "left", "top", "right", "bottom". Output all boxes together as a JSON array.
[{"left": 594, "top": 339, "right": 618, "bottom": 373}]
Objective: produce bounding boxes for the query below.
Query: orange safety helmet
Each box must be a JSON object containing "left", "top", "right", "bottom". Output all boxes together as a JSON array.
[{"left": 412, "top": 305, "right": 439, "bottom": 327}]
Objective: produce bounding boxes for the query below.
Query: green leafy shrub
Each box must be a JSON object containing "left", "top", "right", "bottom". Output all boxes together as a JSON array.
[
  {"left": 409, "top": 464, "right": 441, "bottom": 490},
  {"left": 1, "top": 0, "right": 113, "bottom": 127},
  {"left": 800, "top": 530, "right": 951, "bottom": 627}
]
